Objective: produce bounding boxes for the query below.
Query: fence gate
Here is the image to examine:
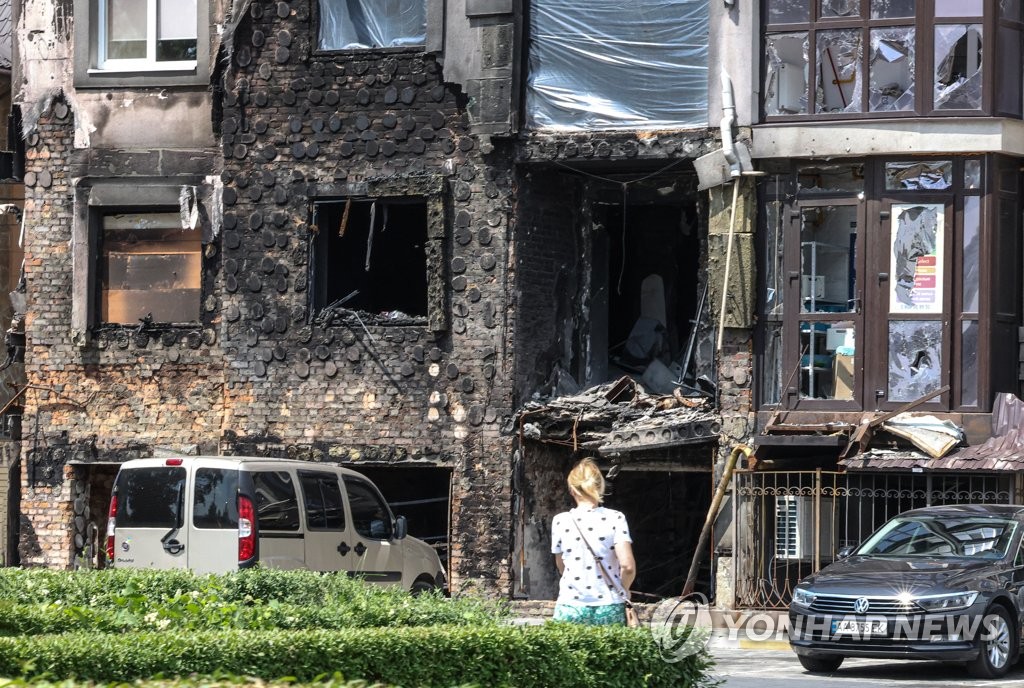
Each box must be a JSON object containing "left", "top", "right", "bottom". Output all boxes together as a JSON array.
[{"left": 732, "top": 470, "right": 1016, "bottom": 609}]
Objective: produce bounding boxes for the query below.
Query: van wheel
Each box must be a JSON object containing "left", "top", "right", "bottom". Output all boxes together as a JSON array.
[
  {"left": 410, "top": 579, "right": 436, "bottom": 596},
  {"left": 967, "top": 605, "right": 1014, "bottom": 678},
  {"left": 798, "top": 654, "right": 843, "bottom": 673}
]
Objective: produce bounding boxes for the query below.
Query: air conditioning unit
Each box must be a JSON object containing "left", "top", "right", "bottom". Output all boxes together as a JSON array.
[{"left": 775, "top": 495, "right": 835, "bottom": 561}]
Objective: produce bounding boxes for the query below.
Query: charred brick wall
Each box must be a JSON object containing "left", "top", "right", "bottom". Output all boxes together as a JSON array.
[
  {"left": 511, "top": 168, "right": 581, "bottom": 401},
  {"left": 217, "top": 4, "right": 516, "bottom": 592}
]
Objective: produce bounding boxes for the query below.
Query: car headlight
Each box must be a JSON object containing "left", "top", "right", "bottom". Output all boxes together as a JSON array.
[
  {"left": 914, "top": 591, "right": 979, "bottom": 612},
  {"left": 792, "top": 588, "right": 816, "bottom": 609}
]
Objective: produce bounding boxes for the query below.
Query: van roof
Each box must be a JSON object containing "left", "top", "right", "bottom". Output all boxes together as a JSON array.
[{"left": 116, "top": 456, "right": 371, "bottom": 478}]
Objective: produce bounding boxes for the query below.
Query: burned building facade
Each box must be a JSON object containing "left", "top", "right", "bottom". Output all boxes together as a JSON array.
[{"left": 8, "top": 0, "right": 1024, "bottom": 611}]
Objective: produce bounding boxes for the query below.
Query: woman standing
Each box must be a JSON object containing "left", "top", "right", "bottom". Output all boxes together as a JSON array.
[{"left": 551, "top": 457, "right": 637, "bottom": 625}]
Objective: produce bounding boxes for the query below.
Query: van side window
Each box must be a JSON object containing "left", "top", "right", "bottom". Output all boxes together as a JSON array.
[
  {"left": 345, "top": 478, "right": 393, "bottom": 540},
  {"left": 251, "top": 471, "right": 300, "bottom": 531},
  {"left": 193, "top": 468, "right": 240, "bottom": 529},
  {"left": 299, "top": 471, "right": 346, "bottom": 530},
  {"left": 116, "top": 467, "right": 186, "bottom": 528}
]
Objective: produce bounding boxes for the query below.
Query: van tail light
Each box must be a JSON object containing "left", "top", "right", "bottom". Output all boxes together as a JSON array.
[
  {"left": 238, "top": 495, "right": 256, "bottom": 563},
  {"left": 105, "top": 494, "right": 118, "bottom": 564}
]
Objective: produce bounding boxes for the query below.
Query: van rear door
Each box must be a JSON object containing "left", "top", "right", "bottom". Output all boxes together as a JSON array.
[
  {"left": 187, "top": 465, "right": 240, "bottom": 573},
  {"left": 112, "top": 464, "right": 188, "bottom": 569}
]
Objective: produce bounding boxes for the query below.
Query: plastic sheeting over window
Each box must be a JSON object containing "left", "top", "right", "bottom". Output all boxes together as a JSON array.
[
  {"left": 526, "top": 0, "right": 708, "bottom": 130},
  {"left": 318, "top": 0, "right": 425, "bottom": 51}
]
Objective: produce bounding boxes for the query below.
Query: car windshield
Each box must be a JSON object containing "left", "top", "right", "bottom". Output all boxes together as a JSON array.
[{"left": 857, "top": 515, "right": 1019, "bottom": 559}]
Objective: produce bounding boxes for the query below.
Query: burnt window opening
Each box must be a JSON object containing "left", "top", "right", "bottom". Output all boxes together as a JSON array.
[
  {"left": 312, "top": 198, "right": 429, "bottom": 321},
  {"left": 603, "top": 468, "right": 712, "bottom": 599},
  {"left": 355, "top": 465, "right": 451, "bottom": 573},
  {"left": 588, "top": 202, "right": 702, "bottom": 394},
  {"left": 96, "top": 210, "right": 202, "bottom": 325}
]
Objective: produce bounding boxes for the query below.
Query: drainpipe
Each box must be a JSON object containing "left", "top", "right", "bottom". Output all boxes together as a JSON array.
[
  {"left": 682, "top": 443, "right": 753, "bottom": 597},
  {"left": 720, "top": 69, "right": 741, "bottom": 179}
]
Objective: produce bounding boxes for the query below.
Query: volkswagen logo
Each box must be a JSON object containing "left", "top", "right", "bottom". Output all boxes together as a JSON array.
[{"left": 853, "top": 597, "right": 870, "bottom": 614}]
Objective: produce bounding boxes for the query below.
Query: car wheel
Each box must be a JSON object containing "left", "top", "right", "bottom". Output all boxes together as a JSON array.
[
  {"left": 967, "top": 605, "right": 1014, "bottom": 679},
  {"left": 410, "top": 578, "right": 436, "bottom": 596},
  {"left": 797, "top": 654, "right": 844, "bottom": 673}
]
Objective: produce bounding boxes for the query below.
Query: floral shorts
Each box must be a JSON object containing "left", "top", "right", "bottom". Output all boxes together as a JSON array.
[{"left": 552, "top": 601, "right": 626, "bottom": 626}]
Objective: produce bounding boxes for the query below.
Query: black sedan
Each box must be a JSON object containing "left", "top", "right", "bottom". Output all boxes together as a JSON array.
[{"left": 789, "top": 504, "right": 1024, "bottom": 678}]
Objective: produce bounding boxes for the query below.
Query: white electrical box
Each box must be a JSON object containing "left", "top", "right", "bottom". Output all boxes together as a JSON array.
[
  {"left": 826, "top": 327, "right": 855, "bottom": 351},
  {"left": 801, "top": 275, "right": 825, "bottom": 300}
]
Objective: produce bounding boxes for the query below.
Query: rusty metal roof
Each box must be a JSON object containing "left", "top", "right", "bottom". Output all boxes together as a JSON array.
[{"left": 840, "top": 394, "right": 1024, "bottom": 472}]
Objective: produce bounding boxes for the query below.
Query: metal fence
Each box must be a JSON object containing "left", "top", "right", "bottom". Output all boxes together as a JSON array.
[{"left": 732, "top": 470, "right": 1018, "bottom": 609}]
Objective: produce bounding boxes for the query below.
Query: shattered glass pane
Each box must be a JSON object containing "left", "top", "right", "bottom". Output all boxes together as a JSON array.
[
  {"left": 963, "top": 196, "right": 980, "bottom": 312},
  {"left": 964, "top": 159, "right": 982, "bottom": 190},
  {"left": 936, "top": 0, "right": 982, "bottom": 16},
  {"left": 764, "top": 199, "right": 786, "bottom": 317},
  {"left": 768, "top": 0, "right": 809, "bottom": 23},
  {"left": 816, "top": 30, "right": 863, "bottom": 113},
  {"left": 871, "top": 0, "right": 914, "bottom": 18},
  {"left": 889, "top": 203, "right": 944, "bottom": 314},
  {"left": 800, "top": 205, "right": 857, "bottom": 314},
  {"left": 797, "top": 163, "right": 864, "bottom": 192},
  {"left": 820, "top": 0, "right": 858, "bottom": 18},
  {"left": 762, "top": 322, "right": 783, "bottom": 405},
  {"left": 934, "top": 25, "right": 983, "bottom": 110},
  {"left": 800, "top": 321, "right": 856, "bottom": 400},
  {"left": 765, "top": 33, "right": 809, "bottom": 116},
  {"left": 869, "top": 27, "right": 915, "bottom": 112},
  {"left": 888, "top": 320, "right": 942, "bottom": 403},
  {"left": 961, "top": 320, "right": 979, "bottom": 407},
  {"left": 884, "top": 161, "right": 952, "bottom": 190}
]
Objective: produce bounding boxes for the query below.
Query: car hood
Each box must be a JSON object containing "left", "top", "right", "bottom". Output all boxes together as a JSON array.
[{"left": 800, "top": 556, "right": 1003, "bottom": 596}]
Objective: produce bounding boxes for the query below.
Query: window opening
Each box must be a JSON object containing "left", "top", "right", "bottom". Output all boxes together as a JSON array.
[
  {"left": 317, "top": 0, "right": 426, "bottom": 50},
  {"left": 99, "top": 0, "right": 198, "bottom": 69},
  {"left": 934, "top": 24, "right": 983, "bottom": 110},
  {"left": 98, "top": 210, "right": 201, "bottom": 325},
  {"left": 312, "top": 198, "right": 428, "bottom": 320}
]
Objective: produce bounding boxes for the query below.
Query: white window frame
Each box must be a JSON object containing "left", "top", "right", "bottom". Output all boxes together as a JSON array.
[{"left": 93, "top": 0, "right": 198, "bottom": 74}]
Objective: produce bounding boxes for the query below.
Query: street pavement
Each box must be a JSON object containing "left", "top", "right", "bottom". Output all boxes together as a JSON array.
[{"left": 710, "top": 646, "right": 1024, "bottom": 687}]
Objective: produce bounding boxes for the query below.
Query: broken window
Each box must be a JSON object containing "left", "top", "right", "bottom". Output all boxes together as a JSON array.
[
  {"left": 871, "top": 0, "right": 914, "bottom": 18},
  {"left": 312, "top": 198, "right": 428, "bottom": 319},
  {"left": 869, "top": 28, "right": 914, "bottom": 112},
  {"left": 820, "top": 0, "right": 857, "bottom": 18},
  {"left": 800, "top": 206, "right": 857, "bottom": 314},
  {"left": 888, "top": 320, "right": 942, "bottom": 402},
  {"left": 797, "top": 163, "right": 864, "bottom": 193},
  {"left": 318, "top": 0, "right": 426, "bottom": 50},
  {"left": 768, "top": 0, "right": 808, "bottom": 23},
  {"left": 100, "top": 0, "right": 198, "bottom": 66},
  {"left": 885, "top": 161, "right": 952, "bottom": 190},
  {"left": 815, "top": 30, "right": 862, "bottom": 113},
  {"left": 526, "top": 0, "right": 708, "bottom": 130},
  {"left": 765, "top": 33, "right": 809, "bottom": 116},
  {"left": 964, "top": 159, "right": 982, "bottom": 190},
  {"left": 889, "top": 203, "right": 944, "bottom": 314},
  {"left": 99, "top": 211, "right": 201, "bottom": 325},
  {"left": 934, "top": 25, "right": 983, "bottom": 110}
]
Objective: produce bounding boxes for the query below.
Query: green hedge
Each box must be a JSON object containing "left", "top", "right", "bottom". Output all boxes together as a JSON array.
[
  {"left": 0, "top": 569, "right": 505, "bottom": 635},
  {"left": 0, "top": 625, "right": 712, "bottom": 688}
]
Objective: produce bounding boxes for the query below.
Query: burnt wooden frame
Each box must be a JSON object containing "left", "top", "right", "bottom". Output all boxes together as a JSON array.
[
  {"left": 761, "top": 0, "right": 1018, "bottom": 121},
  {"left": 756, "top": 156, "right": 1017, "bottom": 415}
]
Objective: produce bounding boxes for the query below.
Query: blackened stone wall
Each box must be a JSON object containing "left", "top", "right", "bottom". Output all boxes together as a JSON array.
[{"left": 218, "top": 3, "right": 516, "bottom": 592}]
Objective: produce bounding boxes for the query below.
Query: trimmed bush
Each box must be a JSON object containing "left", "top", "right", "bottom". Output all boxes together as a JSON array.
[
  {"left": 0, "top": 568, "right": 505, "bottom": 635},
  {"left": 0, "top": 625, "right": 712, "bottom": 687}
]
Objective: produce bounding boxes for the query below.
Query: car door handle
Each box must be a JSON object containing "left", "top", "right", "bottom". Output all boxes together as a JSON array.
[
  {"left": 354, "top": 542, "right": 366, "bottom": 556},
  {"left": 337, "top": 541, "right": 350, "bottom": 556},
  {"left": 162, "top": 539, "right": 184, "bottom": 555}
]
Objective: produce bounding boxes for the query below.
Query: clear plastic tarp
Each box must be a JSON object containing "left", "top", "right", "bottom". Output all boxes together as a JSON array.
[
  {"left": 318, "top": 0, "right": 426, "bottom": 50},
  {"left": 526, "top": 0, "right": 708, "bottom": 130}
]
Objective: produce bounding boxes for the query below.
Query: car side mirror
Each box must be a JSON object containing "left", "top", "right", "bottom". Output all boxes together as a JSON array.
[
  {"left": 837, "top": 545, "right": 855, "bottom": 559},
  {"left": 395, "top": 515, "right": 408, "bottom": 540}
]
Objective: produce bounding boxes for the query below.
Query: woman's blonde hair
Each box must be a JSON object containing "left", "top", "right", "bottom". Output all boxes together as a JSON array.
[{"left": 568, "top": 458, "right": 605, "bottom": 504}]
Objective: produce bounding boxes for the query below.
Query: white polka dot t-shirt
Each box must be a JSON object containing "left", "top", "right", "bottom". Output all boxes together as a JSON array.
[{"left": 551, "top": 506, "right": 632, "bottom": 606}]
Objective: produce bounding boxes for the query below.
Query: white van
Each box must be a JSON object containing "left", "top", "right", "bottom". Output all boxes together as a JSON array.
[{"left": 105, "top": 456, "right": 446, "bottom": 593}]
